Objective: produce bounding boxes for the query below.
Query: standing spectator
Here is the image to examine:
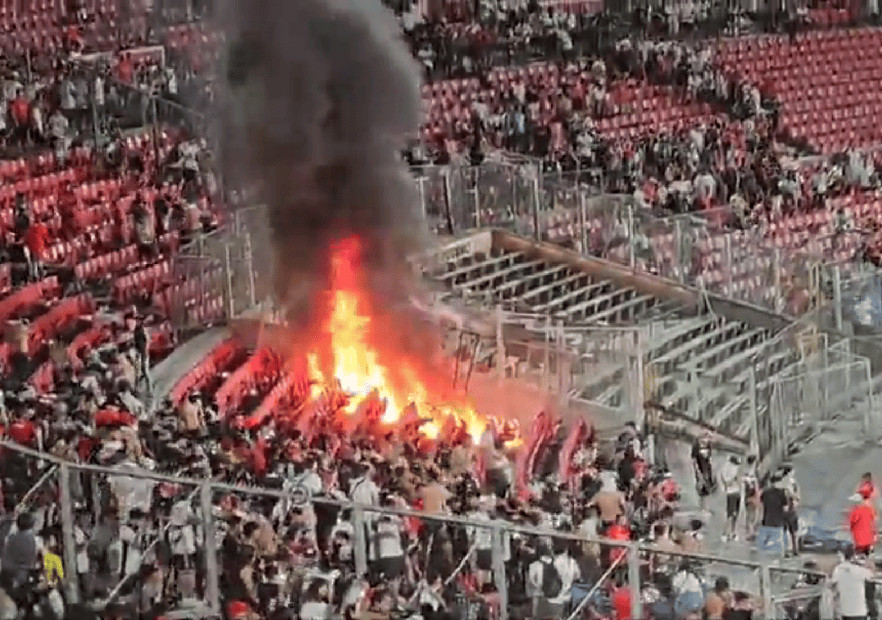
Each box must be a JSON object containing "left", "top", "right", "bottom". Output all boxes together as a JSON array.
[
  {"left": 672, "top": 561, "right": 704, "bottom": 620},
  {"left": 8, "top": 89, "right": 30, "bottom": 148},
  {"left": 832, "top": 546, "right": 875, "bottom": 620},
  {"left": 742, "top": 456, "right": 760, "bottom": 541},
  {"left": 528, "top": 540, "right": 579, "bottom": 620},
  {"left": 49, "top": 108, "right": 71, "bottom": 164},
  {"left": 131, "top": 315, "right": 151, "bottom": 392},
  {"left": 23, "top": 217, "right": 50, "bottom": 282},
  {"left": 705, "top": 577, "right": 731, "bottom": 620},
  {"left": 133, "top": 202, "right": 157, "bottom": 261},
  {"left": 849, "top": 486, "right": 877, "bottom": 556},
  {"left": 369, "top": 507, "right": 406, "bottom": 602},
  {"left": 724, "top": 591, "right": 755, "bottom": 620},
  {"left": 691, "top": 433, "right": 714, "bottom": 511},
  {"left": 781, "top": 466, "right": 801, "bottom": 556},
  {"left": 0, "top": 512, "right": 39, "bottom": 589},
  {"left": 756, "top": 472, "right": 788, "bottom": 556},
  {"left": 719, "top": 456, "right": 741, "bottom": 542}
]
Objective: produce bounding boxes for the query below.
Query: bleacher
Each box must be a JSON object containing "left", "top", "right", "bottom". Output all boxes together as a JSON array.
[
  {"left": 718, "top": 28, "right": 882, "bottom": 153},
  {"left": 0, "top": 130, "right": 226, "bottom": 393}
]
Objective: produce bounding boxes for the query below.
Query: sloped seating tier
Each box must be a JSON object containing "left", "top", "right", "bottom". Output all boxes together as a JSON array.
[
  {"left": 718, "top": 28, "right": 882, "bottom": 153},
  {"left": 421, "top": 65, "right": 717, "bottom": 148}
]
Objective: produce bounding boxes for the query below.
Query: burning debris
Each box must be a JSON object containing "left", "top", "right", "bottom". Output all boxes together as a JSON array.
[
  {"left": 238, "top": 237, "right": 516, "bottom": 449},
  {"left": 218, "top": 0, "right": 526, "bottom": 448}
]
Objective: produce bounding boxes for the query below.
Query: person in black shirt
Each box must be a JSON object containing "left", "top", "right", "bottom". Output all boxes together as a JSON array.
[
  {"left": 757, "top": 474, "right": 789, "bottom": 557},
  {"left": 127, "top": 312, "right": 151, "bottom": 394},
  {"left": 723, "top": 591, "right": 754, "bottom": 620},
  {"left": 691, "top": 433, "right": 715, "bottom": 510}
]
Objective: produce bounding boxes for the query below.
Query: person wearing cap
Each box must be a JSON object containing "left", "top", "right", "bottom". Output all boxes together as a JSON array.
[
  {"left": 858, "top": 473, "right": 877, "bottom": 504},
  {"left": 850, "top": 485, "right": 878, "bottom": 556},
  {"left": 832, "top": 545, "right": 875, "bottom": 620}
]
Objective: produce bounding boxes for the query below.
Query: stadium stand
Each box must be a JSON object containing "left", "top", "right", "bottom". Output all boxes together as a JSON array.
[
  {"left": 0, "top": 0, "right": 879, "bottom": 619},
  {"left": 717, "top": 28, "right": 882, "bottom": 153}
]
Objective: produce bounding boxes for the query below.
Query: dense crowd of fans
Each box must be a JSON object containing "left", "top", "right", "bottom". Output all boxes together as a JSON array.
[
  {"left": 0, "top": 2, "right": 876, "bottom": 620},
  {"left": 0, "top": 377, "right": 793, "bottom": 620}
]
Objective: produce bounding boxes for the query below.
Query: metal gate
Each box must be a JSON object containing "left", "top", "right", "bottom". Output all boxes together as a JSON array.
[{"left": 762, "top": 336, "right": 875, "bottom": 471}]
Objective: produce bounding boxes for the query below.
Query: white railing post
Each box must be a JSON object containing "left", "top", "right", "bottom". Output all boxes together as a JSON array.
[
  {"left": 865, "top": 358, "right": 876, "bottom": 439},
  {"left": 532, "top": 166, "right": 541, "bottom": 240},
  {"left": 748, "top": 366, "right": 759, "bottom": 457},
  {"left": 416, "top": 176, "right": 428, "bottom": 224},
  {"left": 59, "top": 463, "right": 79, "bottom": 605},
  {"left": 491, "top": 524, "right": 508, "bottom": 620},
  {"left": 353, "top": 507, "right": 369, "bottom": 577},
  {"left": 578, "top": 186, "right": 588, "bottom": 255},
  {"left": 244, "top": 232, "right": 257, "bottom": 309},
  {"left": 224, "top": 243, "right": 235, "bottom": 319},
  {"left": 724, "top": 233, "right": 734, "bottom": 297},
  {"left": 773, "top": 249, "right": 783, "bottom": 313},
  {"left": 761, "top": 564, "right": 773, "bottom": 620},
  {"left": 628, "top": 543, "right": 642, "bottom": 620},
  {"left": 473, "top": 166, "right": 481, "bottom": 230},
  {"left": 201, "top": 482, "right": 221, "bottom": 615},
  {"left": 832, "top": 264, "right": 843, "bottom": 331}
]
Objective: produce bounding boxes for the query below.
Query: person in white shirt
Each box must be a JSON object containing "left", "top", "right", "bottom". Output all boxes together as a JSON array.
[
  {"left": 719, "top": 456, "right": 742, "bottom": 541},
  {"left": 295, "top": 457, "right": 324, "bottom": 497},
  {"left": 673, "top": 561, "right": 705, "bottom": 619},
  {"left": 48, "top": 112, "right": 71, "bottom": 168},
  {"left": 742, "top": 455, "right": 760, "bottom": 540},
  {"left": 370, "top": 500, "right": 407, "bottom": 606},
  {"left": 299, "top": 579, "right": 332, "bottom": 620},
  {"left": 349, "top": 463, "right": 381, "bottom": 515},
  {"left": 527, "top": 540, "right": 581, "bottom": 618},
  {"left": 831, "top": 546, "right": 874, "bottom": 620}
]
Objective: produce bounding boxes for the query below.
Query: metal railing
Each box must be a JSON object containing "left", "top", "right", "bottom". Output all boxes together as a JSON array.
[{"left": 2, "top": 439, "right": 833, "bottom": 620}]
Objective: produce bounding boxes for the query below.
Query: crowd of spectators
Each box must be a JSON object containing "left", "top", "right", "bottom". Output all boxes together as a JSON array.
[
  {"left": 0, "top": 3, "right": 876, "bottom": 620},
  {"left": 2, "top": 379, "right": 792, "bottom": 620}
]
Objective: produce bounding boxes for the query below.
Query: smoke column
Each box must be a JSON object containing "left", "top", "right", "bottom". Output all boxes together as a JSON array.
[{"left": 218, "top": 0, "right": 426, "bottom": 328}]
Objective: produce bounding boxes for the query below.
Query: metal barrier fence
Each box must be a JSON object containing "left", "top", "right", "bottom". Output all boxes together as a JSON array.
[
  {"left": 753, "top": 320, "right": 877, "bottom": 471},
  {"left": 169, "top": 207, "right": 264, "bottom": 335},
  {"left": 418, "top": 161, "right": 877, "bottom": 325},
  {"left": 2, "top": 440, "right": 837, "bottom": 620}
]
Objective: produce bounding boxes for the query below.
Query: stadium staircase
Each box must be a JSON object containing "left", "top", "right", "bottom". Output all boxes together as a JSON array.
[{"left": 421, "top": 231, "right": 879, "bottom": 451}]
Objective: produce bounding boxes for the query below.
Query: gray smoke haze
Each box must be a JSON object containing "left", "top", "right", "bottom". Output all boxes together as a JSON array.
[{"left": 218, "top": 0, "right": 426, "bottom": 326}]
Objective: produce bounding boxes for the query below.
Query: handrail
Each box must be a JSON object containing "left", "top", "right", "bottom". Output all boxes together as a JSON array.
[{"left": 1, "top": 439, "right": 822, "bottom": 576}]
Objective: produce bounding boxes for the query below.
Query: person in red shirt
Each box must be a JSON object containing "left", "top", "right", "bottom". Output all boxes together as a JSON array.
[
  {"left": 612, "top": 581, "right": 632, "bottom": 620},
  {"left": 607, "top": 514, "right": 631, "bottom": 566},
  {"left": 849, "top": 486, "right": 877, "bottom": 555},
  {"left": 116, "top": 53, "right": 134, "bottom": 84},
  {"left": 8, "top": 419, "right": 37, "bottom": 446},
  {"left": 23, "top": 218, "right": 51, "bottom": 281},
  {"left": 8, "top": 90, "right": 30, "bottom": 148}
]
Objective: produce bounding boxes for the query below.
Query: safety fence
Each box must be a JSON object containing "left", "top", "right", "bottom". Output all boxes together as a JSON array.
[
  {"left": 754, "top": 321, "right": 877, "bottom": 472},
  {"left": 3, "top": 440, "right": 839, "bottom": 620},
  {"left": 418, "top": 160, "right": 882, "bottom": 332},
  {"left": 169, "top": 206, "right": 265, "bottom": 336}
]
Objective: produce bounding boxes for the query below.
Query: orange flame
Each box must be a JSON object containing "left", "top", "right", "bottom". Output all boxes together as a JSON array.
[{"left": 300, "top": 236, "right": 489, "bottom": 442}]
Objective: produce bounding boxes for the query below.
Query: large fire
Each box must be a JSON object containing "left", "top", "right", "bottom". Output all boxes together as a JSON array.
[{"left": 278, "top": 236, "right": 513, "bottom": 447}]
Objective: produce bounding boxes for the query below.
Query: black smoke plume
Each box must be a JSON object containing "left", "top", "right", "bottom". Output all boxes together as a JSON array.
[{"left": 218, "top": 0, "right": 426, "bottom": 326}]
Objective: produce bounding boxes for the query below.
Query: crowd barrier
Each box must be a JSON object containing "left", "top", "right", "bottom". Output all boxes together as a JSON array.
[
  {"left": 2, "top": 440, "right": 839, "bottom": 620},
  {"left": 415, "top": 160, "right": 882, "bottom": 333}
]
